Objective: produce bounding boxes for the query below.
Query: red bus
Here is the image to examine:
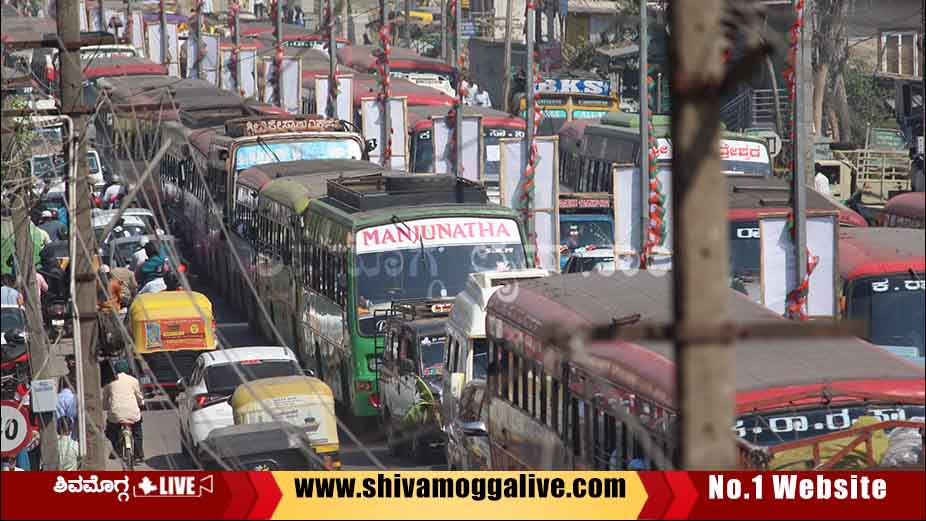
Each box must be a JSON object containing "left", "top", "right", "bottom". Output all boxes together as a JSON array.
[
  {"left": 407, "top": 106, "right": 525, "bottom": 182},
  {"left": 727, "top": 176, "right": 866, "bottom": 298},
  {"left": 241, "top": 21, "right": 350, "bottom": 53},
  {"left": 839, "top": 227, "right": 925, "bottom": 365},
  {"left": 475, "top": 271, "right": 925, "bottom": 471},
  {"left": 882, "top": 192, "right": 925, "bottom": 228},
  {"left": 337, "top": 44, "right": 456, "bottom": 98},
  {"left": 80, "top": 56, "right": 167, "bottom": 108}
]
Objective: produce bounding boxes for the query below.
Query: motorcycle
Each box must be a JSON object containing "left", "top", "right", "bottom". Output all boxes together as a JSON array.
[
  {"left": 118, "top": 421, "right": 136, "bottom": 470},
  {"left": 38, "top": 261, "right": 72, "bottom": 340},
  {"left": 1, "top": 328, "right": 30, "bottom": 400}
]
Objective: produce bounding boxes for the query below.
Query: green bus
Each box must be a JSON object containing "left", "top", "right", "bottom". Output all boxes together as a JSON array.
[{"left": 253, "top": 171, "right": 532, "bottom": 419}]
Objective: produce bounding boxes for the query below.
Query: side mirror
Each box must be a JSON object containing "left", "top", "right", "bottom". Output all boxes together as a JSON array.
[
  {"left": 365, "top": 139, "right": 378, "bottom": 153},
  {"left": 461, "top": 421, "right": 488, "bottom": 437},
  {"left": 217, "top": 149, "right": 229, "bottom": 161},
  {"left": 176, "top": 377, "right": 187, "bottom": 391},
  {"left": 304, "top": 368, "right": 315, "bottom": 377},
  {"left": 399, "top": 358, "right": 416, "bottom": 375}
]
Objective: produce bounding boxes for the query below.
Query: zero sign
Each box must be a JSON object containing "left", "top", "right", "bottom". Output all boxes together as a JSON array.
[{"left": 1, "top": 400, "right": 31, "bottom": 457}]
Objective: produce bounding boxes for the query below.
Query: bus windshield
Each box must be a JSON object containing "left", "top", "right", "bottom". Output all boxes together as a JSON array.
[
  {"left": 720, "top": 140, "right": 772, "bottom": 177},
  {"left": 736, "top": 404, "right": 925, "bottom": 447},
  {"left": 355, "top": 217, "right": 526, "bottom": 335},
  {"left": 420, "top": 336, "right": 445, "bottom": 376},
  {"left": 847, "top": 274, "right": 925, "bottom": 359},
  {"left": 560, "top": 217, "right": 614, "bottom": 253},
  {"left": 729, "top": 220, "right": 760, "bottom": 278},
  {"left": 234, "top": 138, "right": 363, "bottom": 170}
]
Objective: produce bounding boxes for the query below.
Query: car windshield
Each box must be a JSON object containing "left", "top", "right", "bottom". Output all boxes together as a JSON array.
[
  {"left": 1, "top": 308, "right": 26, "bottom": 331},
  {"left": 720, "top": 140, "right": 772, "bottom": 177},
  {"left": 847, "top": 274, "right": 925, "bottom": 357},
  {"left": 560, "top": 218, "right": 614, "bottom": 253},
  {"left": 412, "top": 130, "right": 434, "bottom": 173},
  {"left": 33, "top": 126, "right": 63, "bottom": 146},
  {"left": 420, "top": 337, "right": 445, "bottom": 376},
  {"left": 204, "top": 359, "right": 302, "bottom": 396},
  {"left": 472, "top": 338, "right": 488, "bottom": 380},
  {"left": 729, "top": 220, "right": 760, "bottom": 278},
  {"left": 737, "top": 404, "right": 925, "bottom": 447},
  {"left": 575, "top": 257, "right": 615, "bottom": 273},
  {"left": 234, "top": 138, "right": 363, "bottom": 171},
  {"left": 484, "top": 127, "right": 524, "bottom": 181}
]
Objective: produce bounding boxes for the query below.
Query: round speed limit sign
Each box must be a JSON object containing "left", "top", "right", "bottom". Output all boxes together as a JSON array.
[{"left": 1, "top": 400, "right": 31, "bottom": 457}]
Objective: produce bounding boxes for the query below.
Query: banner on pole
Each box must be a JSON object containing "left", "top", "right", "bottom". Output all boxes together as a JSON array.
[
  {"left": 430, "top": 115, "right": 482, "bottom": 181},
  {"left": 261, "top": 57, "right": 303, "bottom": 114},
  {"left": 361, "top": 97, "right": 409, "bottom": 171},
  {"left": 186, "top": 34, "right": 220, "bottom": 84},
  {"left": 612, "top": 165, "right": 673, "bottom": 271},
  {"left": 314, "top": 75, "right": 354, "bottom": 120},
  {"left": 498, "top": 136, "right": 560, "bottom": 271},
  {"left": 759, "top": 212, "right": 838, "bottom": 318},
  {"left": 145, "top": 22, "right": 181, "bottom": 77}
]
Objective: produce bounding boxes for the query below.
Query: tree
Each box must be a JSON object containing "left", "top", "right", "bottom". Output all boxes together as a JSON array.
[
  {"left": 843, "top": 58, "right": 894, "bottom": 143},
  {"left": 812, "top": 0, "right": 851, "bottom": 142}
]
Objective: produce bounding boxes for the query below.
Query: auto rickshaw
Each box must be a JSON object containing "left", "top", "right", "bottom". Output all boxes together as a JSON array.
[
  {"left": 127, "top": 291, "right": 217, "bottom": 399},
  {"left": 229, "top": 375, "right": 340, "bottom": 469}
]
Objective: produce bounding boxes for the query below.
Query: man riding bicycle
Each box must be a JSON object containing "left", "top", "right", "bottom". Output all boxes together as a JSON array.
[{"left": 102, "top": 360, "right": 144, "bottom": 461}]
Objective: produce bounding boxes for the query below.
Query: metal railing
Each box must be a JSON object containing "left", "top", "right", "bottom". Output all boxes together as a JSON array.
[{"left": 720, "top": 88, "right": 791, "bottom": 132}]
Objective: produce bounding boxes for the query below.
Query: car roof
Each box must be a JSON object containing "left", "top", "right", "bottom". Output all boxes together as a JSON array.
[
  {"left": 838, "top": 227, "right": 926, "bottom": 280},
  {"left": 202, "top": 346, "right": 297, "bottom": 366}
]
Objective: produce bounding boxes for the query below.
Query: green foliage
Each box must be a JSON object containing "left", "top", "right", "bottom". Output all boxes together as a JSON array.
[
  {"left": 0, "top": 95, "right": 34, "bottom": 186},
  {"left": 842, "top": 59, "right": 895, "bottom": 142}
]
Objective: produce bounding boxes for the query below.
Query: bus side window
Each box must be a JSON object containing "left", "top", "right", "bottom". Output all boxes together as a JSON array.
[
  {"left": 538, "top": 368, "right": 547, "bottom": 424},
  {"left": 550, "top": 377, "right": 560, "bottom": 431},
  {"left": 570, "top": 396, "right": 582, "bottom": 457},
  {"left": 496, "top": 341, "right": 509, "bottom": 399},
  {"left": 521, "top": 357, "right": 530, "bottom": 413}
]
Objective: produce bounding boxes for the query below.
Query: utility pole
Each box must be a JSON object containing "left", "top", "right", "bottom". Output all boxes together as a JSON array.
[
  {"left": 58, "top": 0, "right": 105, "bottom": 470},
  {"left": 341, "top": 0, "right": 349, "bottom": 39},
  {"left": 380, "top": 0, "right": 391, "bottom": 167},
  {"left": 274, "top": 0, "right": 284, "bottom": 107},
  {"left": 328, "top": 0, "right": 338, "bottom": 117},
  {"left": 440, "top": 0, "right": 447, "bottom": 62},
  {"left": 187, "top": 0, "right": 206, "bottom": 80},
  {"left": 159, "top": 0, "right": 168, "bottom": 70},
  {"left": 792, "top": 0, "right": 810, "bottom": 311},
  {"left": 98, "top": 0, "right": 105, "bottom": 33},
  {"left": 232, "top": 2, "right": 240, "bottom": 92},
  {"left": 11, "top": 143, "right": 57, "bottom": 470},
  {"left": 638, "top": 0, "right": 648, "bottom": 250},
  {"left": 454, "top": 0, "right": 462, "bottom": 175},
  {"left": 501, "top": 0, "right": 513, "bottom": 113},
  {"left": 317, "top": 0, "right": 323, "bottom": 31},
  {"left": 524, "top": 0, "right": 535, "bottom": 254},
  {"left": 669, "top": 0, "right": 735, "bottom": 469},
  {"left": 404, "top": 0, "right": 410, "bottom": 47}
]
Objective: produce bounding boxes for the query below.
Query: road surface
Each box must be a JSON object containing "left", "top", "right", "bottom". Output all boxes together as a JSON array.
[{"left": 106, "top": 278, "right": 441, "bottom": 471}]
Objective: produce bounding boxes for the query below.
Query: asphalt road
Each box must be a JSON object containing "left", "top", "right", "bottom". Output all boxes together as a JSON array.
[{"left": 106, "top": 279, "right": 442, "bottom": 472}]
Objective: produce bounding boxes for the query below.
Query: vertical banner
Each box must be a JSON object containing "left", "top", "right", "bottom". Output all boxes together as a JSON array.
[
  {"left": 314, "top": 75, "right": 354, "bottom": 120},
  {"left": 759, "top": 212, "right": 838, "bottom": 317},
  {"left": 146, "top": 22, "right": 182, "bottom": 77},
  {"left": 430, "top": 115, "right": 482, "bottom": 181},
  {"left": 361, "top": 97, "right": 409, "bottom": 171},
  {"left": 186, "top": 33, "right": 220, "bottom": 84},
  {"left": 219, "top": 47, "right": 235, "bottom": 91},
  {"left": 611, "top": 164, "right": 673, "bottom": 272},
  {"left": 130, "top": 12, "right": 145, "bottom": 56},
  {"left": 280, "top": 57, "right": 303, "bottom": 114},
  {"left": 612, "top": 165, "right": 641, "bottom": 270},
  {"left": 498, "top": 137, "right": 560, "bottom": 271},
  {"left": 238, "top": 47, "right": 259, "bottom": 98},
  {"left": 262, "top": 58, "right": 303, "bottom": 113},
  {"left": 79, "top": 1, "right": 88, "bottom": 31}
]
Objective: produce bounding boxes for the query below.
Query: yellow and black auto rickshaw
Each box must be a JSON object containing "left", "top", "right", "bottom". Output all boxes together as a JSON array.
[{"left": 128, "top": 291, "right": 217, "bottom": 398}]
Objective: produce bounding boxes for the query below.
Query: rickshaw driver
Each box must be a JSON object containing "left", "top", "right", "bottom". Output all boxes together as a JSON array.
[{"left": 103, "top": 360, "right": 145, "bottom": 461}]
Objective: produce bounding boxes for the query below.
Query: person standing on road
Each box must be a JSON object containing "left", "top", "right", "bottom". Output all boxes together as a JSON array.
[
  {"left": 1, "top": 273, "right": 23, "bottom": 306},
  {"left": 56, "top": 417, "right": 80, "bottom": 470},
  {"left": 102, "top": 360, "right": 144, "bottom": 461},
  {"left": 56, "top": 377, "right": 79, "bottom": 440}
]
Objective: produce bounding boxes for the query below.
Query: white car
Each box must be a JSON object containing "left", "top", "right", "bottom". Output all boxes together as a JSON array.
[{"left": 176, "top": 346, "right": 305, "bottom": 457}]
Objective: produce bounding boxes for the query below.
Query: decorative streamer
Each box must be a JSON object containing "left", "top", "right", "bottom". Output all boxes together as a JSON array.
[
  {"left": 376, "top": 21, "right": 392, "bottom": 165},
  {"left": 195, "top": 0, "right": 206, "bottom": 76},
  {"left": 518, "top": 1, "right": 541, "bottom": 267},
  {"left": 782, "top": 0, "right": 814, "bottom": 320},
  {"left": 640, "top": 64, "right": 666, "bottom": 268},
  {"left": 324, "top": 0, "right": 339, "bottom": 118}
]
